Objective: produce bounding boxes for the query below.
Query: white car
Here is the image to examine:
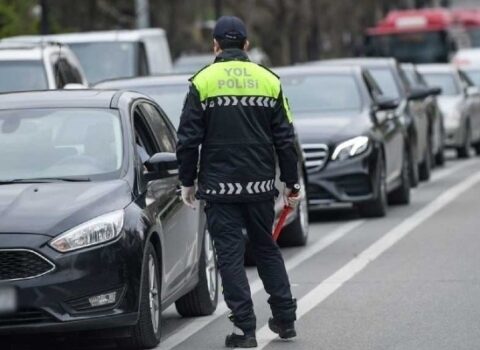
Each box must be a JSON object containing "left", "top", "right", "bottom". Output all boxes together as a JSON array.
[
  {"left": 418, "top": 64, "right": 480, "bottom": 158},
  {"left": 452, "top": 48, "right": 480, "bottom": 67},
  {"left": 0, "top": 42, "right": 87, "bottom": 93},
  {"left": 5, "top": 29, "right": 173, "bottom": 84}
]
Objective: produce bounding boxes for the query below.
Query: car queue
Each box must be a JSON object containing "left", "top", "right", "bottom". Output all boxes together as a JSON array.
[{"left": 1, "top": 26, "right": 480, "bottom": 349}]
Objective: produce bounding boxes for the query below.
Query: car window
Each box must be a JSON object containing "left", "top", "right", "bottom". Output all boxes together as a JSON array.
[
  {"left": 138, "top": 42, "right": 149, "bottom": 76},
  {"left": 463, "top": 69, "right": 480, "bottom": 87},
  {"left": 140, "top": 102, "right": 177, "bottom": 153},
  {"left": 363, "top": 71, "right": 383, "bottom": 100},
  {"left": 421, "top": 73, "right": 461, "bottom": 96},
  {"left": 133, "top": 107, "right": 158, "bottom": 165},
  {"left": 368, "top": 68, "right": 401, "bottom": 99},
  {"left": 52, "top": 56, "right": 67, "bottom": 88},
  {"left": 0, "top": 60, "right": 48, "bottom": 93},
  {"left": 62, "top": 56, "right": 83, "bottom": 84},
  {"left": 0, "top": 108, "right": 123, "bottom": 181},
  {"left": 458, "top": 70, "right": 474, "bottom": 89},
  {"left": 282, "top": 73, "right": 363, "bottom": 113}
]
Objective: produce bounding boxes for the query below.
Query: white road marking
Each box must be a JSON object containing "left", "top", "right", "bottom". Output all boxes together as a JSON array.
[
  {"left": 160, "top": 158, "right": 478, "bottom": 349},
  {"left": 159, "top": 220, "right": 364, "bottom": 350},
  {"left": 255, "top": 165, "right": 480, "bottom": 349}
]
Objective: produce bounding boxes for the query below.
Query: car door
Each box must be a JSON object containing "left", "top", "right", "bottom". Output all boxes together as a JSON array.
[
  {"left": 459, "top": 70, "right": 480, "bottom": 142},
  {"left": 133, "top": 102, "right": 187, "bottom": 298},
  {"left": 399, "top": 66, "right": 429, "bottom": 164},
  {"left": 363, "top": 71, "right": 404, "bottom": 183},
  {"left": 139, "top": 102, "right": 200, "bottom": 287}
]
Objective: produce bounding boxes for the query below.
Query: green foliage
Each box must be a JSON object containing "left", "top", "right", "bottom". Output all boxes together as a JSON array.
[{"left": 0, "top": 0, "right": 38, "bottom": 38}]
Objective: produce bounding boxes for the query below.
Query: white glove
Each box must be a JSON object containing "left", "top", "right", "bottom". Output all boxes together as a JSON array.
[
  {"left": 283, "top": 184, "right": 303, "bottom": 208},
  {"left": 181, "top": 186, "right": 196, "bottom": 208}
]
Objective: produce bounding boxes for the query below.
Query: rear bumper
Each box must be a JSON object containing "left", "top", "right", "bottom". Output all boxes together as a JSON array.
[{"left": 306, "top": 147, "right": 378, "bottom": 209}]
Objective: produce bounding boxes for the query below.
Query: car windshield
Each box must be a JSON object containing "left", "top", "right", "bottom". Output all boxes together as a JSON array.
[
  {"left": 0, "top": 61, "right": 48, "bottom": 93},
  {"left": 421, "top": 73, "right": 460, "bottom": 96},
  {"left": 281, "top": 74, "right": 362, "bottom": 114},
  {"left": 0, "top": 108, "right": 123, "bottom": 182},
  {"left": 463, "top": 69, "right": 480, "bottom": 87},
  {"left": 173, "top": 55, "right": 214, "bottom": 74},
  {"left": 468, "top": 28, "right": 480, "bottom": 47},
  {"left": 368, "top": 68, "right": 401, "bottom": 99},
  {"left": 366, "top": 31, "right": 448, "bottom": 63},
  {"left": 130, "top": 84, "right": 188, "bottom": 127},
  {"left": 69, "top": 42, "right": 137, "bottom": 83}
]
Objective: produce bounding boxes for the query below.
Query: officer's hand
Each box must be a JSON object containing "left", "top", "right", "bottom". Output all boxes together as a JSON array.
[
  {"left": 283, "top": 185, "right": 303, "bottom": 208},
  {"left": 181, "top": 186, "right": 196, "bottom": 209}
]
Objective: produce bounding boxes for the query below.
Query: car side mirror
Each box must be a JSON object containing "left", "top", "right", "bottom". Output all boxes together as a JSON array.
[
  {"left": 144, "top": 152, "right": 178, "bottom": 181},
  {"left": 428, "top": 86, "right": 442, "bottom": 96},
  {"left": 466, "top": 86, "right": 480, "bottom": 97},
  {"left": 375, "top": 96, "right": 400, "bottom": 111},
  {"left": 408, "top": 87, "right": 430, "bottom": 101}
]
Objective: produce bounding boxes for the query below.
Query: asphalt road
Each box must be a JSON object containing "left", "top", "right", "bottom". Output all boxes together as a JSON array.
[{"left": 3, "top": 153, "right": 480, "bottom": 349}]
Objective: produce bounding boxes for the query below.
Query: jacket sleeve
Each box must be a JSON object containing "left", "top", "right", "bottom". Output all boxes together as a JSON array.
[
  {"left": 271, "top": 88, "right": 299, "bottom": 186},
  {"left": 176, "top": 84, "right": 205, "bottom": 187}
]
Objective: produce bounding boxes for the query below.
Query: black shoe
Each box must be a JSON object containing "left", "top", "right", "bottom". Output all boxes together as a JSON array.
[
  {"left": 268, "top": 318, "right": 296, "bottom": 339},
  {"left": 225, "top": 333, "right": 257, "bottom": 348}
]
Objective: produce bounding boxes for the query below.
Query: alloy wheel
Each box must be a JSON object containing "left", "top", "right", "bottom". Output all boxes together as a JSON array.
[{"left": 148, "top": 254, "right": 160, "bottom": 334}]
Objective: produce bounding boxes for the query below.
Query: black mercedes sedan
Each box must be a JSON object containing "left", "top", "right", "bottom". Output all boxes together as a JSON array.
[
  {"left": 318, "top": 58, "right": 433, "bottom": 186},
  {"left": 276, "top": 65, "right": 411, "bottom": 217},
  {"left": 0, "top": 90, "right": 218, "bottom": 349}
]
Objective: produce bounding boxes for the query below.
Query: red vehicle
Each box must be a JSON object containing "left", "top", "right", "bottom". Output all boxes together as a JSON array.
[
  {"left": 365, "top": 8, "right": 471, "bottom": 63},
  {"left": 453, "top": 9, "right": 480, "bottom": 47}
]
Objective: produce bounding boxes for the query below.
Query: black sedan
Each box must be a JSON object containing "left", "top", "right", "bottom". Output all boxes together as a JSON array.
[
  {"left": 276, "top": 65, "right": 411, "bottom": 217},
  {"left": 96, "top": 75, "right": 309, "bottom": 247},
  {"left": 0, "top": 90, "right": 218, "bottom": 349},
  {"left": 318, "top": 58, "right": 433, "bottom": 186}
]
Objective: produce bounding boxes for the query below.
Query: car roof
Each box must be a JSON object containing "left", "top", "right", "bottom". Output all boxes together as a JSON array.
[
  {"left": 0, "top": 90, "right": 121, "bottom": 110},
  {"left": 319, "top": 57, "right": 398, "bottom": 68},
  {"left": 416, "top": 64, "right": 457, "bottom": 74},
  {"left": 95, "top": 74, "right": 191, "bottom": 89},
  {"left": 0, "top": 42, "right": 61, "bottom": 60},
  {"left": 5, "top": 29, "right": 166, "bottom": 44},
  {"left": 274, "top": 65, "right": 363, "bottom": 76}
]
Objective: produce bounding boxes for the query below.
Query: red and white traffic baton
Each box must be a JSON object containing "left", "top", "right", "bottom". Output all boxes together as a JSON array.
[{"left": 272, "top": 184, "right": 301, "bottom": 241}]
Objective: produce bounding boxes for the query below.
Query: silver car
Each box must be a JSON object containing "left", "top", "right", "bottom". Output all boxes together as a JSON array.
[{"left": 418, "top": 64, "right": 480, "bottom": 158}]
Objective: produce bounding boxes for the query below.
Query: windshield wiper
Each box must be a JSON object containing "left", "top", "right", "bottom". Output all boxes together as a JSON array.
[{"left": 0, "top": 177, "right": 92, "bottom": 184}]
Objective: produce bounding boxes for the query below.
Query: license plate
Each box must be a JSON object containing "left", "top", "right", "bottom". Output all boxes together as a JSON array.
[{"left": 0, "top": 286, "right": 17, "bottom": 315}]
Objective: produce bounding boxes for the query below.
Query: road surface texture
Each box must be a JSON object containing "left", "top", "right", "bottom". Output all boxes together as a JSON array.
[{"left": 2, "top": 153, "right": 480, "bottom": 350}]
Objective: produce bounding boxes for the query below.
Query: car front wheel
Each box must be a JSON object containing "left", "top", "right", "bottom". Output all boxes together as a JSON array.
[
  {"left": 357, "top": 155, "right": 387, "bottom": 218},
  {"left": 175, "top": 229, "right": 218, "bottom": 317}
]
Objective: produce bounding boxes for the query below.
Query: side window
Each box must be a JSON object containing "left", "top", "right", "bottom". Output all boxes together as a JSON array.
[
  {"left": 63, "top": 56, "right": 83, "bottom": 84},
  {"left": 51, "top": 56, "right": 67, "bottom": 88},
  {"left": 133, "top": 107, "right": 159, "bottom": 166},
  {"left": 363, "top": 71, "right": 383, "bottom": 101},
  {"left": 459, "top": 70, "right": 474, "bottom": 88},
  {"left": 137, "top": 42, "right": 149, "bottom": 76},
  {"left": 140, "top": 102, "right": 177, "bottom": 153}
]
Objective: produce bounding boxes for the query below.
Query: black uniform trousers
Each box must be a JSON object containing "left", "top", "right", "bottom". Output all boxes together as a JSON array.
[{"left": 205, "top": 199, "right": 297, "bottom": 333}]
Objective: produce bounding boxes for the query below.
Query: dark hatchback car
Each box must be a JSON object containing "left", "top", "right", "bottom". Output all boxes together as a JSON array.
[
  {"left": 400, "top": 63, "right": 445, "bottom": 166},
  {"left": 275, "top": 65, "right": 411, "bottom": 217},
  {"left": 0, "top": 90, "right": 218, "bottom": 349},
  {"left": 96, "top": 75, "right": 309, "bottom": 247},
  {"left": 318, "top": 58, "right": 434, "bottom": 186}
]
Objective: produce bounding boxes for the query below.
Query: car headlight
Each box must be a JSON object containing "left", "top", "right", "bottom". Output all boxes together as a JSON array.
[
  {"left": 331, "top": 136, "right": 369, "bottom": 161},
  {"left": 50, "top": 210, "right": 124, "bottom": 253}
]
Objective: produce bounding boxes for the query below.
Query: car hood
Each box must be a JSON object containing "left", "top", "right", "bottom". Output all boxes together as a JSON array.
[
  {"left": 293, "top": 110, "right": 370, "bottom": 144},
  {"left": 0, "top": 180, "right": 132, "bottom": 237},
  {"left": 437, "top": 96, "right": 463, "bottom": 115}
]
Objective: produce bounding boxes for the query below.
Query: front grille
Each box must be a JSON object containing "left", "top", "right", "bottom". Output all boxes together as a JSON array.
[
  {"left": 302, "top": 144, "right": 329, "bottom": 171},
  {"left": 336, "top": 175, "right": 371, "bottom": 196},
  {"left": 0, "top": 309, "right": 55, "bottom": 326},
  {"left": 0, "top": 250, "right": 55, "bottom": 281}
]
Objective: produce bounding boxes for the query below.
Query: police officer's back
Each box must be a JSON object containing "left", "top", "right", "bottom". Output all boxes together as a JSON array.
[{"left": 177, "top": 16, "right": 300, "bottom": 348}]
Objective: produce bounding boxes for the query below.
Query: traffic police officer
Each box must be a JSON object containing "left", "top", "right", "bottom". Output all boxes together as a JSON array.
[{"left": 177, "top": 16, "right": 300, "bottom": 348}]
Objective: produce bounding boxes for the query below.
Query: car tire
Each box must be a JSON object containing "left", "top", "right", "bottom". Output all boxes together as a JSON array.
[
  {"left": 418, "top": 141, "right": 432, "bottom": 182},
  {"left": 277, "top": 176, "right": 309, "bottom": 247},
  {"left": 457, "top": 121, "right": 471, "bottom": 159},
  {"left": 123, "top": 242, "right": 161, "bottom": 350},
  {"left": 175, "top": 229, "right": 218, "bottom": 317},
  {"left": 388, "top": 147, "right": 411, "bottom": 205},
  {"left": 357, "top": 156, "right": 387, "bottom": 218}
]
